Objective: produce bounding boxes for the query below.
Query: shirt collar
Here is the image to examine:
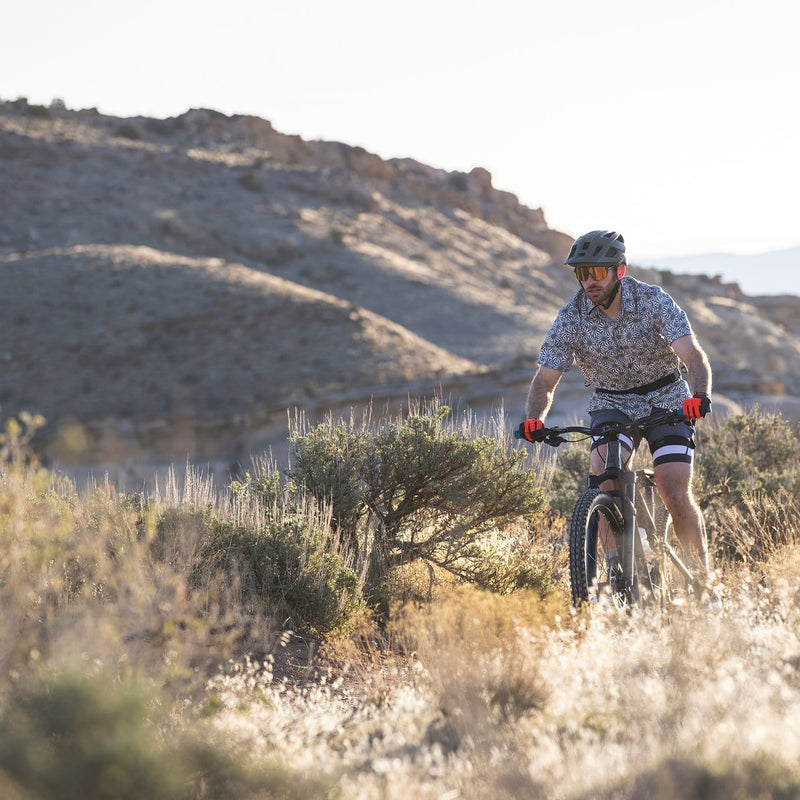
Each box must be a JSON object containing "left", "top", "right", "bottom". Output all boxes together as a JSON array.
[{"left": 581, "top": 276, "right": 635, "bottom": 319}]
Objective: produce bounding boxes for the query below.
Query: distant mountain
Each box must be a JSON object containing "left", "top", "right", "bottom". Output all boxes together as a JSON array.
[{"left": 641, "top": 246, "right": 800, "bottom": 297}]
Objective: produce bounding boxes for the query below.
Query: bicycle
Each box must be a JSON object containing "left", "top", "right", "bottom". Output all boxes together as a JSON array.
[{"left": 516, "top": 408, "right": 697, "bottom": 608}]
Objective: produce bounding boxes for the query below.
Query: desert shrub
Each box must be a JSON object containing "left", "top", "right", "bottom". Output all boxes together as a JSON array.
[
  {"left": 287, "top": 406, "right": 547, "bottom": 599},
  {"left": 547, "top": 442, "right": 591, "bottom": 517},
  {"left": 0, "top": 674, "right": 186, "bottom": 800},
  {"left": 0, "top": 672, "right": 303, "bottom": 800},
  {"left": 24, "top": 102, "right": 52, "bottom": 118},
  {"left": 620, "top": 754, "right": 800, "bottom": 800},
  {"left": 695, "top": 408, "right": 800, "bottom": 500},
  {"left": 114, "top": 122, "right": 142, "bottom": 140},
  {"left": 150, "top": 503, "right": 211, "bottom": 571},
  {"left": 694, "top": 409, "right": 800, "bottom": 561},
  {"left": 448, "top": 171, "right": 469, "bottom": 191},
  {"left": 229, "top": 456, "right": 283, "bottom": 509},
  {"left": 0, "top": 434, "right": 245, "bottom": 693},
  {"left": 238, "top": 169, "right": 263, "bottom": 192},
  {"left": 708, "top": 487, "right": 800, "bottom": 565},
  {"left": 192, "top": 502, "right": 362, "bottom": 636}
]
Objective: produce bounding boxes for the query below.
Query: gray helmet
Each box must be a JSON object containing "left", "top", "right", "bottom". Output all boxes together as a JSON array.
[{"left": 565, "top": 230, "right": 626, "bottom": 267}]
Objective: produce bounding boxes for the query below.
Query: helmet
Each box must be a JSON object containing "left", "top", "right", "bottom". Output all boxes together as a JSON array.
[{"left": 565, "top": 230, "right": 626, "bottom": 267}]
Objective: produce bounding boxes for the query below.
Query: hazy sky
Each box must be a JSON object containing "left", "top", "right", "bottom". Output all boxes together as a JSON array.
[{"left": 3, "top": 0, "right": 798, "bottom": 260}]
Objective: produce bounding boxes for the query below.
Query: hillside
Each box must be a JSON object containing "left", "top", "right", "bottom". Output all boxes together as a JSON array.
[{"left": 2, "top": 98, "right": 800, "bottom": 477}]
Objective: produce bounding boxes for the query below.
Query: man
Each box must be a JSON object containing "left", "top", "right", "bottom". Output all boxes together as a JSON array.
[{"left": 518, "top": 230, "right": 714, "bottom": 582}]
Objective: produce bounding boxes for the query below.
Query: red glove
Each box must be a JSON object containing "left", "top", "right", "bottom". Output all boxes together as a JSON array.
[
  {"left": 682, "top": 392, "right": 711, "bottom": 420},
  {"left": 518, "top": 418, "right": 546, "bottom": 442}
]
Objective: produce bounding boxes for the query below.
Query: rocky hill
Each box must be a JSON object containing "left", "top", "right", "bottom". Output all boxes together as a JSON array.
[{"left": 2, "top": 98, "right": 799, "bottom": 481}]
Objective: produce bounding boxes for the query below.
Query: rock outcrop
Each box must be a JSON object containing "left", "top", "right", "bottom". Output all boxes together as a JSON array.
[{"left": 2, "top": 98, "right": 798, "bottom": 478}]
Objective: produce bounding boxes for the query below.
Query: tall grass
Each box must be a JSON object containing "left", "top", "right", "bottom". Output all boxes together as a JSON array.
[{"left": 0, "top": 405, "right": 799, "bottom": 798}]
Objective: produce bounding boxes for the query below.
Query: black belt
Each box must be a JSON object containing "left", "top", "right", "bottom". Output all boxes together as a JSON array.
[{"left": 595, "top": 371, "right": 680, "bottom": 396}]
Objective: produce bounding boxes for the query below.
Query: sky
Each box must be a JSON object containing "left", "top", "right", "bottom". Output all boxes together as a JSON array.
[{"left": 3, "top": 0, "right": 799, "bottom": 268}]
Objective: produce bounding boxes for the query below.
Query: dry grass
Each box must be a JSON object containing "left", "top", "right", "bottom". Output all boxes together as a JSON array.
[
  {"left": 2, "top": 413, "right": 800, "bottom": 799},
  {"left": 201, "top": 566, "right": 800, "bottom": 799}
]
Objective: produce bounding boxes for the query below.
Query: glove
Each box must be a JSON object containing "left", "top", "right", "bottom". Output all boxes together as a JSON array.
[
  {"left": 518, "top": 418, "right": 546, "bottom": 442},
  {"left": 682, "top": 392, "right": 711, "bottom": 420}
]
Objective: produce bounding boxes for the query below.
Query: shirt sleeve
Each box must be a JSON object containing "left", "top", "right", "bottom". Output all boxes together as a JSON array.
[
  {"left": 537, "top": 305, "right": 576, "bottom": 372},
  {"left": 653, "top": 286, "right": 693, "bottom": 342}
]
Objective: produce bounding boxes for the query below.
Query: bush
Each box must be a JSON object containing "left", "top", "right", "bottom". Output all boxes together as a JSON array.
[
  {"left": 193, "top": 501, "right": 362, "bottom": 636},
  {"left": 694, "top": 409, "right": 800, "bottom": 561},
  {"left": 547, "top": 443, "right": 591, "bottom": 517},
  {"left": 238, "top": 169, "right": 263, "bottom": 192},
  {"left": 287, "top": 406, "right": 547, "bottom": 597},
  {"left": 25, "top": 103, "right": 53, "bottom": 119},
  {"left": 114, "top": 122, "right": 142, "bottom": 140},
  {"left": 695, "top": 408, "right": 800, "bottom": 501},
  {"left": 0, "top": 672, "right": 318, "bottom": 800},
  {"left": 0, "top": 674, "right": 189, "bottom": 800}
]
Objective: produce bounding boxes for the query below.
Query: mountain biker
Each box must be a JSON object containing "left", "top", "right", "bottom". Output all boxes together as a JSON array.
[{"left": 518, "top": 230, "right": 714, "bottom": 586}]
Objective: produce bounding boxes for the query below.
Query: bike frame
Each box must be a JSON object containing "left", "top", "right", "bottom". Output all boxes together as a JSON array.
[{"left": 635, "top": 469, "right": 694, "bottom": 587}]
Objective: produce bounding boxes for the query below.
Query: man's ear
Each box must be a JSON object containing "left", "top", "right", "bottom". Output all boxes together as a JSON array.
[{"left": 617, "top": 264, "right": 626, "bottom": 279}]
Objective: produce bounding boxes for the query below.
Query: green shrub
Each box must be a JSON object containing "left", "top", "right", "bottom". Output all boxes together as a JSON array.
[
  {"left": 193, "top": 505, "right": 362, "bottom": 636},
  {"left": 230, "top": 459, "right": 283, "bottom": 509},
  {"left": 0, "top": 672, "right": 318, "bottom": 800},
  {"left": 694, "top": 409, "right": 800, "bottom": 561},
  {"left": 25, "top": 103, "right": 53, "bottom": 119},
  {"left": 626, "top": 754, "right": 800, "bottom": 800},
  {"left": 547, "top": 443, "right": 591, "bottom": 517},
  {"left": 0, "top": 674, "right": 189, "bottom": 800},
  {"left": 238, "top": 169, "right": 263, "bottom": 192},
  {"left": 114, "top": 122, "right": 142, "bottom": 140},
  {"left": 695, "top": 408, "right": 800, "bottom": 500},
  {"left": 287, "top": 406, "right": 547, "bottom": 596}
]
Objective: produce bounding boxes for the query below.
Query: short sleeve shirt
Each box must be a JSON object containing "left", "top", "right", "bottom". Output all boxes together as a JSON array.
[{"left": 538, "top": 277, "right": 694, "bottom": 417}]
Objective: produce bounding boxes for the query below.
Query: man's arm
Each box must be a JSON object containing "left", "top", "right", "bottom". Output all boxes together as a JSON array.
[
  {"left": 525, "top": 365, "right": 563, "bottom": 421},
  {"left": 672, "top": 334, "right": 712, "bottom": 395}
]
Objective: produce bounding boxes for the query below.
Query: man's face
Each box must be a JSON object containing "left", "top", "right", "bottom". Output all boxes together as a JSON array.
[{"left": 575, "top": 265, "right": 620, "bottom": 307}]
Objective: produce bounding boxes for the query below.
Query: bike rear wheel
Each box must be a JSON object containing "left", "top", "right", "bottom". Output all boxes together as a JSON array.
[{"left": 568, "top": 489, "right": 626, "bottom": 606}]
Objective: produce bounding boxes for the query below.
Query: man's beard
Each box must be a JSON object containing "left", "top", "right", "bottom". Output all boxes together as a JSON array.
[{"left": 586, "top": 279, "right": 621, "bottom": 309}]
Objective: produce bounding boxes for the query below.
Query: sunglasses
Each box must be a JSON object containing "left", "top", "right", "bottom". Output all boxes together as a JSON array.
[{"left": 574, "top": 265, "right": 612, "bottom": 282}]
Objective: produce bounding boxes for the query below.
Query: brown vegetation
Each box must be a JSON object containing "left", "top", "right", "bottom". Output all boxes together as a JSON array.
[{"left": 1, "top": 404, "right": 799, "bottom": 798}]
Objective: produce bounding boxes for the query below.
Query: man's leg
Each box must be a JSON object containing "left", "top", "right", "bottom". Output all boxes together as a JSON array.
[{"left": 653, "top": 460, "right": 708, "bottom": 569}]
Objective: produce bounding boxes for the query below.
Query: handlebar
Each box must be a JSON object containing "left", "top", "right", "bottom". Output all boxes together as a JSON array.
[{"left": 515, "top": 408, "right": 689, "bottom": 447}]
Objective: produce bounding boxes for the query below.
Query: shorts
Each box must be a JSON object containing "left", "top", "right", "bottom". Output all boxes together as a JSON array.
[{"left": 589, "top": 407, "right": 695, "bottom": 467}]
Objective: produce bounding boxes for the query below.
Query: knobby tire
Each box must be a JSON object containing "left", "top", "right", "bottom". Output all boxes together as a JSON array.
[{"left": 568, "top": 488, "right": 624, "bottom": 606}]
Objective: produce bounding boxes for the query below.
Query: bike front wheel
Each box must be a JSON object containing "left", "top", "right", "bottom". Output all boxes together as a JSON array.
[{"left": 568, "top": 488, "right": 625, "bottom": 606}]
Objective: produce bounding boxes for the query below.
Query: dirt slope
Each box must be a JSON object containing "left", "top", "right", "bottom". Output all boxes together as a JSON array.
[{"left": 2, "top": 98, "right": 799, "bottom": 475}]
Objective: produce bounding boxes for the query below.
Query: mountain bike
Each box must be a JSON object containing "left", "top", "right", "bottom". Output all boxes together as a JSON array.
[{"left": 516, "top": 408, "right": 696, "bottom": 608}]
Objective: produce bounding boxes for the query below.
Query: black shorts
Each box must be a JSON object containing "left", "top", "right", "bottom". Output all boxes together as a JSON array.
[{"left": 589, "top": 408, "right": 695, "bottom": 467}]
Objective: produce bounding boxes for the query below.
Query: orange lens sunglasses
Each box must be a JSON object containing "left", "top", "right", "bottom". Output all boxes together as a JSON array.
[{"left": 574, "top": 265, "right": 611, "bottom": 282}]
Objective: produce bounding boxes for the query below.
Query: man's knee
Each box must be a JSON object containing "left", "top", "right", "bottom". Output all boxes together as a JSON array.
[{"left": 654, "top": 469, "right": 694, "bottom": 513}]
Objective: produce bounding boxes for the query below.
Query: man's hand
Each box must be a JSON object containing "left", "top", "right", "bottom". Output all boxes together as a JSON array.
[
  {"left": 682, "top": 392, "right": 711, "bottom": 420},
  {"left": 518, "top": 418, "right": 547, "bottom": 442}
]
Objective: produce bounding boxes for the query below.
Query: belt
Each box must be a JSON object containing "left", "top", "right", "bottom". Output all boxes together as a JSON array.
[{"left": 594, "top": 371, "right": 680, "bottom": 396}]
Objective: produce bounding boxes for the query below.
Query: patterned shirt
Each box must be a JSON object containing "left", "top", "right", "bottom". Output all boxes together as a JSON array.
[{"left": 538, "top": 276, "right": 694, "bottom": 417}]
